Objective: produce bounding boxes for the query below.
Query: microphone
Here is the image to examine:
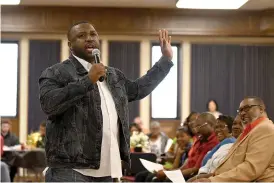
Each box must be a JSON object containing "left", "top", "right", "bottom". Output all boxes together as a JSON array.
[{"left": 92, "top": 49, "right": 104, "bottom": 82}]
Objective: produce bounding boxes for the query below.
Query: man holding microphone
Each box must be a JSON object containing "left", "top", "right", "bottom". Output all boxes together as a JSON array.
[{"left": 39, "top": 21, "right": 174, "bottom": 182}]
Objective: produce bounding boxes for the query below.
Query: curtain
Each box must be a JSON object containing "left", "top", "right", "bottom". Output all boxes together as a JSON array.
[
  {"left": 191, "top": 44, "right": 274, "bottom": 119},
  {"left": 28, "top": 40, "right": 61, "bottom": 133},
  {"left": 108, "top": 41, "right": 140, "bottom": 123}
]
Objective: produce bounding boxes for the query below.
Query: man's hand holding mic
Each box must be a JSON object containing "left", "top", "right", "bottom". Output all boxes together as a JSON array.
[
  {"left": 88, "top": 63, "right": 106, "bottom": 84},
  {"left": 88, "top": 49, "right": 106, "bottom": 84}
]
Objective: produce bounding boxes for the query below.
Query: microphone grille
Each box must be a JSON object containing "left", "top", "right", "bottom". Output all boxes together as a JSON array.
[{"left": 92, "top": 49, "right": 100, "bottom": 56}]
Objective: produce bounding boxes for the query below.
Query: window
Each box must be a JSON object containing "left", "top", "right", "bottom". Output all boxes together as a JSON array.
[
  {"left": 0, "top": 42, "right": 19, "bottom": 117},
  {"left": 151, "top": 45, "right": 179, "bottom": 119}
]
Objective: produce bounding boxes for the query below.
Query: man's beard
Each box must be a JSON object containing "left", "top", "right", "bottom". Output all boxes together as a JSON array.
[{"left": 73, "top": 49, "right": 94, "bottom": 63}]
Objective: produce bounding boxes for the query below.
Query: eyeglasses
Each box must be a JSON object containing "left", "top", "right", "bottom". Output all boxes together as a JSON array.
[
  {"left": 237, "top": 105, "right": 261, "bottom": 114},
  {"left": 193, "top": 122, "right": 208, "bottom": 131},
  {"left": 215, "top": 124, "right": 228, "bottom": 130}
]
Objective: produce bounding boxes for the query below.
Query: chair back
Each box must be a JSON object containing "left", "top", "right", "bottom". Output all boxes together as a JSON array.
[
  {"left": 20, "top": 150, "right": 47, "bottom": 169},
  {"left": 129, "top": 153, "right": 157, "bottom": 175}
]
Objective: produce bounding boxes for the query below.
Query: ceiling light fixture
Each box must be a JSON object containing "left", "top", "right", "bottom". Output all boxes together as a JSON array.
[
  {"left": 0, "top": 0, "right": 21, "bottom": 5},
  {"left": 176, "top": 0, "right": 249, "bottom": 9}
]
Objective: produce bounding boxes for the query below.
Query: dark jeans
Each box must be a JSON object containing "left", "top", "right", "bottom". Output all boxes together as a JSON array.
[
  {"left": 45, "top": 168, "right": 113, "bottom": 182},
  {"left": 135, "top": 171, "right": 156, "bottom": 182}
]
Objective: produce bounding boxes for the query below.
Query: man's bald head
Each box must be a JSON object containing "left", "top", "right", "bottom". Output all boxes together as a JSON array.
[
  {"left": 198, "top": 112, "right": 217, "bottom": 127},
  {"left": 194, "top": 112, "right": 216, "bottom": 140}
]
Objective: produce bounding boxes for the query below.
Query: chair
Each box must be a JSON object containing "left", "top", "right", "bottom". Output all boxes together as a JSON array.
[
  {"left": 19, "top": 150, "right": 47, "bottom": 181},
  {"left": 121, "top": 153, "right": 157, "bottom": 182}
]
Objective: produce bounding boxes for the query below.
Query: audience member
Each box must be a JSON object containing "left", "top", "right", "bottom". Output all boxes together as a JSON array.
[
  {"left": 207, "top": 99, "right": 222, "bottom": 119},
  {"left": 1, "top": 136, "right": 11, "bottom": 182},
  {"left": 181, "top": 112, "right": 200, "bottom": 129},
  {"left": 148, "top": 121, "right": 170, "bottom": 157},
  {"left": 188, "top": 115, "right": 239, "bottom": 181},
  {"left": 36, "top": 121, "right": 46, "bottom": 148},
  {"left": 169, "top": 127, "right": 192, "bottom": 169},
  {"left": 155, "top": 113, "right": 219, "bottom": 181},
  {"left": 201, "top": 115, "right": 235, "bottom": 166},
  {"left": 1, "top": 120, "right": 19, "bottom": 182},
  {"left": 130, "top": 123, "right": 142, "bottom": 136},
  {"left": 195, "top": 97, "right": 274, "bottom": 182},
  {"left": 135, "top": 126, "right": 192, "bottom": 182},
  {"left": 231, "top": 115, "right": 244, "bottom": 139},
  {"left": 168, "top": 112, "right": 199, "bottom": 158},
  {"left": 1, "top": 120, "right": 19, "bottom": 147},
  {"left": 134, "top": 117, "right": 149, "bottom": 134}
]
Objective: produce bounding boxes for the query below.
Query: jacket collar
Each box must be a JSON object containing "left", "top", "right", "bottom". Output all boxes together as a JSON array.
[
  {"left": 69, "top": 54, "right": 116, "bottom": 77},
  {"left": 69, "top": 54, "right": 88, "bottom": 75}
]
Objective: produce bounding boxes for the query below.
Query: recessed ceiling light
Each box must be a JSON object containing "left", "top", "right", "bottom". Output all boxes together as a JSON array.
[
  {"left": 0, "top": 0, "right": 21, "bottom": 5},
  {"left": 176, "top": 0, "right": 249, "bottom": 9}
]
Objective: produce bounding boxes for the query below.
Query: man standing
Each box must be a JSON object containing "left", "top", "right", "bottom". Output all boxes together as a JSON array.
[
  {"left": 39, "top": 21, "right": 173, "bottom": 182},
  {"left": 195, "top": 97, "right": 274, "bottom": 182}
]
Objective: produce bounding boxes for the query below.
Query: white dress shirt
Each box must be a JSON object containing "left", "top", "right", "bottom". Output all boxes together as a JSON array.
[{"left": 73, "top": 55, "right": 122, "bottom": 178}]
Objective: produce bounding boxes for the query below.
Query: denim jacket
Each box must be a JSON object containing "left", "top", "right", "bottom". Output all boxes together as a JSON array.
[{"left": 39, "top": 55, "right": 173, "bottom": 169}]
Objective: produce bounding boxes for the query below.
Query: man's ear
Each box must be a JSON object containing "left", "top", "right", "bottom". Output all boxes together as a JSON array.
[{"left": 259, "top": 106, "right": 264, "bottom": 114}]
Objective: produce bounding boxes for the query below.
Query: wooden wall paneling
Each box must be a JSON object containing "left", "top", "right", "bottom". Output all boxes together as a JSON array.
[
  {"left": 260, "top": 10, "right": 274, "bottom": 35},
  {"left": 159, "top": 120, "right": 181, "bottom": 138},
  {"left": 1, "top": 6, "right": 274, "bottom": 36}
]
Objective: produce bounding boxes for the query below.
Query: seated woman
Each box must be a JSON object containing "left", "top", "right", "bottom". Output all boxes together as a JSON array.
[
  {"left": 165, "top": 112, "right": 199, "bottom": 169},
  {"left": 188, "top": 115, "right": 243, "bottom": 182},
  {"left": 148, "top": 121, "right": 171, "bottom": 157},
  {"left": 231, "top": 115, "right": 244, "bottom": 139},
  {"left": 207, "top": 99, "right": 222, "bottom": 119},
  {"left": 135, "top": 126, "right": 192, "bottom": 182}
]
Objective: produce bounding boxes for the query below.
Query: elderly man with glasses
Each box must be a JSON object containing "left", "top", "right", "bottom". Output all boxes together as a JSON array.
[{"left": 195, "top": 96, "right": 274, "bottom": 182}]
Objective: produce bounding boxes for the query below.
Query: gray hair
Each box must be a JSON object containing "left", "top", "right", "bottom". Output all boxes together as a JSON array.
[{"left": 150, "top": 121, "right": 160, "bottom": 128}]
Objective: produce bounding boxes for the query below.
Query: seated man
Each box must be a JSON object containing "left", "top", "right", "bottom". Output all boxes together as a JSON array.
[
  {"left": 1, "top": 120, "right": 20, "bottom": 182},
  {"left": 1, "top": 120, "right": 19, "bottom": 147},
  {"left": 196, "top": 97, "right": 274, "bottom": 182},
  {"left": 1, "top": 136, "right": 11, "bottom": 182},
  {"left": 155, "top": 113, "right": 219, "bottom": 181}
]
